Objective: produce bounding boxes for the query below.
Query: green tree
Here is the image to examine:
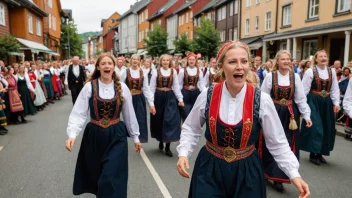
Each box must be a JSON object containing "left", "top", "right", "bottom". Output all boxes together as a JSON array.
[
  {"left": 143, "top": 23, "right": 168, "bottom": 58},
  {"left": 192, "top": 18, "right": 221, "bottom": 60},
  {"left": 61, "top": 20, "right": 84, "bottom": 59},
  {"left": 0, "top": 34, "right": 21, "bottom": 60},
  {"left": 173, "top": 32, "right": 192, "bottom": 56},
  {"left": 95, "top": 49, "right": 104, "bottom": 57}
]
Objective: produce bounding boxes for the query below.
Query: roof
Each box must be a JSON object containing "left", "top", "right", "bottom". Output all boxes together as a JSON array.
[
  {"left": 101, "top": 19, "right": 106, "bottom": 28},
  {"left": 173, "top": 0, "right": 196, "bottom": 15},
  {"left": 16, "top": 38, "right": 53, "bottom": 53},
  {"left": 264, "top": 19, "right": 352, "bottom": 40},
  {"left": 148, "top": 0, "right": 177, "bottom": 22},
  {"left": 118, "top": 0, "right": 150, "bottom": 21},
  {"left": 240, "top": 36, "right": 262, "bottom": 44},
  {"left": 3, "top": 0, "right": 21, "bottom": 6},
  {"left": 193, "top": 0, "right": 216, "bottom": 18},
  {"left": 18, "top": 0, "right": 48, "bottom": 17},
  {"left": 214, "top": 0, "right": 229, "bottom": 8}
]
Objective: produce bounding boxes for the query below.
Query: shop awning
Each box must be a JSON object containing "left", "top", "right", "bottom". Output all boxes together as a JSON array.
[
  {"left": 48, "top": 52, "right": 61, "bottom": 56},
  {"left": 16, "top": 38, "right": 53, "bottom": 54},
  {"left": 136, "top": 49, "right": 148, "bottom": 55},
  {"left": 9, "top": 52, "right": 25, "bottom": 57},
  {"left": 248, "top": 40, "right": 263, "bottom": 50}
]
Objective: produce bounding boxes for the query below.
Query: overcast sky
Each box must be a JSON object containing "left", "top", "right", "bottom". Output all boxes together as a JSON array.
[{"left": 61, "top": 0, "right": 134, "bottom": 33}]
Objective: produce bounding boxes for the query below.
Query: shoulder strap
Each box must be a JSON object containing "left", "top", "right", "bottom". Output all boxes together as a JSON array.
[
  {"left": 207, "top": 82, "right": 223, "bottom": 146},
  {"left": 240, "top": 83, "right": 255, "bottom": 149}
]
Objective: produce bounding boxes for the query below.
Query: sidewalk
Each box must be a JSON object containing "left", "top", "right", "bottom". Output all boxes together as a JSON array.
[{"left": 336, "top": 123, "right": 346, "bottom": 137}]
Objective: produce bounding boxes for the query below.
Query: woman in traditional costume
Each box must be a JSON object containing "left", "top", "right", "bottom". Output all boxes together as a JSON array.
[
  {"left": 149, "top": 55, "right": 184, "bottom": 157},
  {"left": 299, "top": 60, "right": 311, "bottom": 80},
  {"left": 29, "top": 64, "right": 46, "bottom": 111},
  {"left": 204, "top": 58, "right": 219, "bottom": 87},
  {"left": 16, "top": 65, "right": 36, "bottom": 116},
  {"left": 178, "top": 53, "right": 205, "bottom": 121},
  {"left": 65, "top": 54, "right": 142, "bottom": 198},
  {"left": 260, "top": 50, "right": 312, "bottom": 191},
  {"left": 42, "top": 63, "right": 55, "bottom": 104},
  {"left": 263, "top": 59, "right": 273, "bottom": 79},
  {"left": 142, "top": 58, "right": 153, "bottom": 86},
  {"left": 5, "top": 66, "right": 26, "bottom": 124},
  {"left": 301, "top": 50, "right": 340, "bottom": 165},
  {"left": 120, "top": 54, "right": 155, "bottom": 143},
  {"left": 0, "top": 76, "right": 8, "bottom": 134},
  {"left": 37, "top": 63, "right": 48, "bottom": 102},
  {"left": 176, "top": 41, "right": 310, "bottom": 198}
]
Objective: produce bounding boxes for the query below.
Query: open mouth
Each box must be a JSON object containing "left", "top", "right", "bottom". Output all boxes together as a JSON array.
[
  {"left": 233, "top": 74, "right": 244, "bottom": 80},
  {"left": 103, "top": 70, "right": 111, "bottom": 74}
]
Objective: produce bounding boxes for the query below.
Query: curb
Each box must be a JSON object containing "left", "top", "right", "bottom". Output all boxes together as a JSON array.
[{"left": 336, "top": 122, "right": 346, "bottom": 137}]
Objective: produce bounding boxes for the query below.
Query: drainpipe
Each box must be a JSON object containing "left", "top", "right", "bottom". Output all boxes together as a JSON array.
[{"left": 238, "top": 0, "right": 241, "bottom": 40}]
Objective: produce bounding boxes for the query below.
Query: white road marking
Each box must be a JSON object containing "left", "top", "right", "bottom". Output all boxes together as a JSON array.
[
  {"left": 0, "top": 146, "right": 3, "bottom": 151},
  {"left": 140, "top": 149, "right": 172, "bottom": 198}
]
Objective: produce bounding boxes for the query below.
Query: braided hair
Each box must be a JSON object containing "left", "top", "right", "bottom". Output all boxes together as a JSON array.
[{"left": 87, "top": 54, "right": 124, "bottom": 102}]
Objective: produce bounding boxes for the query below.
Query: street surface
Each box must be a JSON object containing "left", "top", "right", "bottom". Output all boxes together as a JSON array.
[{"left": 0, "top": 94, "right": 351, "bottom": 198}]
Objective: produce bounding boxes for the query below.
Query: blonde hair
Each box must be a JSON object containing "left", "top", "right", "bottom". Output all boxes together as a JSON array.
[
  {"left": 87, "top": 54, "right": 123, "bottom": 102},
  {"left": 131, "top": 54, "right": 141, "bottom": 68},
  {"left": 312, "top": 50, "right": 327, "bottom": 66},
  {"left": 159, "top": 54, "right": 174, "bottom": 69},
  {"left": 272, "top": 50, "right": 291, "bottom": 71}
]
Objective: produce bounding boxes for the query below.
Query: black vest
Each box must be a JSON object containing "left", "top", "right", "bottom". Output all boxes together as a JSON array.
[{"left": 68, "top": 65, "right": 85, "bottom": 89}]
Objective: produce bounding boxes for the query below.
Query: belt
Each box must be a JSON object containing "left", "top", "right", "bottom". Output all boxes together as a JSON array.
[
  {"left": 310, "top": 90, "right": 330, "bottom": 98},
  {"left": 130, "top": 89, "right": 142, "bottom": 95},
  {"left": 183, "top": 85, "right": 197, "bottom": 91},
  {"left": 156, "top": 87, "right": 172, "bottom": 92},
  {"left": 273, "top": 98, "right": 293, "bottom": 106},
  {"left": 205, "top": 141, "right": 255, "bottom": 163},
  {"left": 91, "top": 118, "right": 120, "bottom": 128}
]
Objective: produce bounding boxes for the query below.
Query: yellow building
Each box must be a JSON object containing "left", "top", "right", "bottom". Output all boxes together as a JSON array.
[
  {"left": 263, "top": 0, "right": 352, "bottom": 65},
  {"left": 240, "top": 0, "right": 278, "bottom": 56},
  {"left": 174, "top": 1, "right": 195, "bottom": 40}
]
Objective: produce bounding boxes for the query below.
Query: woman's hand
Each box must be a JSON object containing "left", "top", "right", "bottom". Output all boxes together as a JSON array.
[
  {"left": 334, "top": 106, "right": 340, "bottom": 113},
  {"left": 65, "top": 138, "right": 76, "bottom": 152},
  {"left": 135, "top": 142, "right": 142, "bottom": 153},
  {"left": 150, "top": 106, "right": 156, "bottom": 115},
  {"left": 305, "top": 120, "right": 313, "bottom": 128},
  {"left": 176, "top": 156, "right": 190, "bottom": 178},
  {"left": 178, "top": 102, "right": 184, "bottom": 107},
  {"left": 292, "top": 177, "right": 310, "bottom": 198}
]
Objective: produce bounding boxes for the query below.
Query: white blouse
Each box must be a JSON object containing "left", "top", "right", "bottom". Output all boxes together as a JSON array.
[
  {"left": 261, "top": 72, "right": 311, "bottom": 121},
  {"left": 66, "top": 79, "right": 140, "bottom": 143},
  {"left": 178, "top": 67, "right": 206, "bottom": 91},
  {"left": 120, "top": 68, "right": 155, "bottom": 107},
  {"left": 15, "top": 73, "right": 35, "bottom": 93},
  {"left": 149, "top": 68, "right": 183, "bottom": 102},
  {"left": 203, "top": 67, "right": 217, "bottom": 86},
  {"left": 343, "top": 79, "right": 352, "bottom": 117},
  {"left": 177, "top": 82, "right": 300, "bottom": 180},
  {"left": 302, "top": 66, "right": 340, "bottom": 106},
  {"left": 115, "top": 66, "right": 126, "bottom": 78}
]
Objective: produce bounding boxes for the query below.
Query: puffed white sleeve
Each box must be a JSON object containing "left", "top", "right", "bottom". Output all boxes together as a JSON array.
[
  {"left": 172, "top": 69, "right": 183, "bottom": 102},
  {"left": 260, "top": 72, "right": 272, "bottom": 95},
  {"left": 1, "top": 78, "right": 8, "bottom": 87},
  {"left": 260, "top": 92, "right": 300, "bottom": 180},
  {"left": 204, "top": 70, "right": 210, "bottom": 87},
  {"left": 142, "top": 72, "right": 154, "bottom": 107},
  {"left": 343, "top": 79, "right": 352, "bottom": 117},
  {"left": 120, "top": 70, "right": 127, "bottom": 84},
  {"left": 66, "top": 83, "right": 92, "bottom": 139},
  {"left": 197, "top": 71, "right": 206, "bottom": 92},
  {"left": 293, "top": 74, "right": 311, "bottom": 120},
  {"left": 178, "top": 68, "right": 184, "bottom": 90},
  {"left": 302, "top": 68, "right": 313, "bottom": 95},
  {"left": 24, "top": 73, "right": 35, "bottom": 93},
  {"left": 330, "top": 68, "right": 340, "bottom": 106},
  {"left": 65, "top": 66, "right": 69, "bottom": 85},
  {"left": 149, "top": 69, "right": 158, "bottom": 99},
  {"left": 177, "top": 88, "right": 207, "bottom": 158},
  {"left": 121, "top": 83, "right": 140, "bottom": 143}
]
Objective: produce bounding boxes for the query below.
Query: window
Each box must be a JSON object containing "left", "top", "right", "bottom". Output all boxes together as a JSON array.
[
  {"left": 151, "top": 23, "right": 154, "bottom": 30},
  {"left": 190, "top": 31, "right": 193, "bottom": 39},
  {"left": 265, "top": 11, "right": 271, "bottom": 31},
  {"left": 99, "top": 37, "right": 103, "bottom": 43},
  {"left": 235, "top": 0, "right": 239, "bottom": 14},
  {"left": 303, "top": 39, "right": 318, "bottom": 59},
  {"left": 233, "top": 29, "right": 238, "bottom": 40},
  {"left": 337, "top": 0, "right": 351, "bottom": 13},
  {"left": 190, "top": 11, "right": 193, "bottom": 20},
  {"left": 146, "top": 29, "right": 149, "bottom": 38},
  {"left": 256, "top": 0, "right": 260, "bottom": 4},
  {"left": 255, "top": 16, "right": 259, "bottom": 30},
  {"left": 141, "top": 12, "right": 144, "bottom": 22},
  {"left": 48, "top": 0, "right": 52, "bottom": 8},
  {"left": 280, "top": 41, "right": 287, "bottom": 50},
  {"left": 28, "top": 15, "right": 33, "bottom": 34},
  {"left": 49, "top": 14, "right": 51, "bottom": 28},
  {"left": 221, "top": 6, "right": 226, "bottom": 19},
  {"left": 207, "top": 12, "right": 211, "bottom": 21},
  {"left": 52, "top": 16, "right": 56, "bottom": 30},
  {"left": 0, "top": 4, "right": 5, "bottom": 26},
  {"left": 182, "top": 15, "right": 184, "bottom": 25},
  {"left": 186, "top": 13, "right": 189, "bottom": 23},
  {"left": 141, "top": 30, "right": 144, "bottom": 40},
  {"left": 36, "top": 20, "right": 41, "bottom": 36},
  {"left": 178, "top": 16, "right": 181, "bottom": 26},
  {"left": 220, "top": 30, "right": 226, "bottom": 42},
  {"left": 145, "top": 9, "right": 148, "bottom": 20},
  {"left": 246, "top": 0, "right": 251, "bottom": 7},
  {"left": 282, "top": 5, "right": 291, "bottom": 26},
  {"left": 139, "top": 32, "right": 142, "bottom": 42},
  {"left": 309, "top": 0, "right": 319, "bottom": 18},
  {"left": 217, "top": 8, "right": 221, "bottom": 21},
  {"left": 230, "top": 2, "right": 234, "bottom": 16},
  {"left": 229, "top": 29, "right": 233, "bottom": 41},
  {"left": 194, "top": 19, "right": 197, "bottom": 27},
  {"left": 245, "top": 19, "right": 250, "bottom": 35}
]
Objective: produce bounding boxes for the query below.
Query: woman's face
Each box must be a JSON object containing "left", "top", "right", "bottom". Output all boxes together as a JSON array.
[
  {"left": 221, "top": 47, "right": 250, "bottom": 88},
  {"left": 31, "top": 65, "right": 36, "bottom": 70},
  {"left": 144, "top": 60, "right": 151, "bottom": 69},
  {"left": 9, "top": 67, "right": 14, "bottom": 75},
  {"left": 19, "top": 65, "right": 25, "bottom": 73},
  {"left": 266, "top": 61, "right": 272, "bottom": 69},
  {"left": 97, "top": 56, "right": 114, "bottom": 80},
  {"left": 210, "top": 59, "right": 217, "bottom": 68},
  {"left": 344, "top": 69, "right": 350, "bottom": 76},
  {"left": 161, "top": 57, "right": 170, "bottom": 68},
  {"left": 315, "top": 52, "right": 328, "bottom": 65},
  {"left": 188, "top": 56, "right": 196, "bottom": 67},
  {"left": 131, "top": 56, "right": 140, "bottom": 67},
  {"left": 277, "top": 53, "right": 291, "bottom": 71}
]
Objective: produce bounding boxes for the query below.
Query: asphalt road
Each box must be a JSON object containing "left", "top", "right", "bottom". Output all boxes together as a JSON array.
[{"left": 0, "top": 94, "right": 352, "bottom": 198}]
